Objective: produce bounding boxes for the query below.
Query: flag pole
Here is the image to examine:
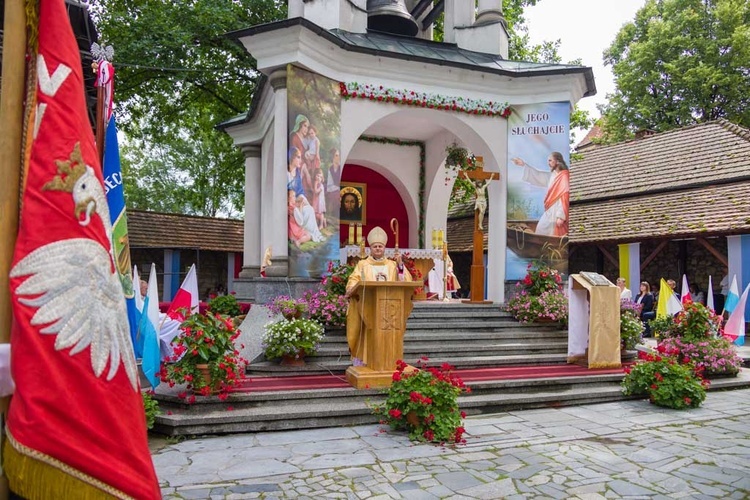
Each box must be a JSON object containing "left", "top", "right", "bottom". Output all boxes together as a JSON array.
[{"left": 0, "top": 0, "right": 28, "bottom": 496}]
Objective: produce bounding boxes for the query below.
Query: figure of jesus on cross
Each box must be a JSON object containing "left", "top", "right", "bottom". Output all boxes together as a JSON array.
[
  {"left": 458, "top": 157, "right": 499, "bottom": 232},
  {"left": 458, "top": 156, "right": 500, "bottom": 303}
]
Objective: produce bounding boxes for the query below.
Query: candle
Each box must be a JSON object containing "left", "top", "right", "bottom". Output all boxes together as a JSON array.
[
  {"left": 438, "top": 229, "right": 444, "bottom": 248},
  {"left": 357, "top": 223, "right": 363, "bottom": 243},
  {"left": 348, "top": 224, "right": 354, "bottom": 245}
]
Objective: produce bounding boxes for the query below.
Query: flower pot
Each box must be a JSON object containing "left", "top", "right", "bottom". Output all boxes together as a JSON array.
[
  {"left": 195, "top": 363, "right": 218, "bottom": 394},
  {"left": 283, "top": 310, "right": 303, "bottom": 320},
  {"left": 534, "top": 318, "right": 557, "bottom": 324},
  {"left": 280, "top": 349, "right": 306, "bottom": 366},
  {"left": 406, "top": 410, "right": 420, "bottom": 428}
]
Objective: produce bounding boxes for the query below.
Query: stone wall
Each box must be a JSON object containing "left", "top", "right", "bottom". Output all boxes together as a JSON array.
[{"left": 570, "top": 236, "right": 727, "bottom": 296}]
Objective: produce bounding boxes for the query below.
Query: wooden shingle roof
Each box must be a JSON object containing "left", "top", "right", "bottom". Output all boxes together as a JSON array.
[
  {"left": 127, "top": 210, "right": 244, "bottom": 252},
  {"left": 569, "top": 120, "right": 750, "bottom": 243}
]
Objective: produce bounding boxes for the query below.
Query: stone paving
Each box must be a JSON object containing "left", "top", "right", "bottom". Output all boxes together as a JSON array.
[{"left": 152, "top": 388, "right": 750, "bottom": 499}]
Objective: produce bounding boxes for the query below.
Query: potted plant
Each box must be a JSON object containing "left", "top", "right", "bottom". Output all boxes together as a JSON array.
[
  {"left": 505, "top": 262, "right": 568, "bottom": 324},
  {"left": 373, "top": 359, "right": 471, "bottom": 444},
  {"left": 207, "top": 292, "right": 242, "bottom": 317},
  {"left": 321, "top": 260, "right": 354, "bottom": 297},
  {"left": 262, "top": 317, "right": 325, "bottom": 365},
  {"left": 267, "top": 295, "right": 308, "bottom": 320},
  {"left": 160, "top": 310, "right": 247, "bottom": 401},
  {"left": 299, "top": 288, "right": 348, "bottom": 329},
  {"left": 620, "top": 300, "right": 644, "bottom": 352},
  {"left": 652, "top": 301, "right": 742, "bottom": 377},
  {"left": 622, "top": 347, "right": 708, "bottom": 409}
]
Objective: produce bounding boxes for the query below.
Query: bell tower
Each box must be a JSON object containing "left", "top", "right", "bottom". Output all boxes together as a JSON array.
[{"left": 287, "top": 0, "right": 509, "bottom": 57}]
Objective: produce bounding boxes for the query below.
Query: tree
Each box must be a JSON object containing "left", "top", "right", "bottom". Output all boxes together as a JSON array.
[
  {"left": 94, "top": 0, "right": 287, "bottom": 217},
  {"left": 599, "top": 0, "right": 750, "bottom": 142}
]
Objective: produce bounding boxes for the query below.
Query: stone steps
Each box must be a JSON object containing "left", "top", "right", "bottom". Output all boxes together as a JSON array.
[
  {"left": 151, "top": 302, "right": 750, "bottom": 436},
  {"left": 151, "top": 370, "right": 750, "bottom": 436}
]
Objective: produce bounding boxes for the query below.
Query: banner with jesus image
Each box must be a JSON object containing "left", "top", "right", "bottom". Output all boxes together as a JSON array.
[{"left": 506, "top": 102, "right": 570, "bottom": 280}]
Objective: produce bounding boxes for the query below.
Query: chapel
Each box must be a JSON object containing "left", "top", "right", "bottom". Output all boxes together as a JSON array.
[{"left": 219, "top": 0, "right": 595, "bottom": 303}]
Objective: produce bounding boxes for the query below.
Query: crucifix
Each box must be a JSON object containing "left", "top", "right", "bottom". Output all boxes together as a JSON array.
[{"left": 458, "top": 156, "right": 500, "bottom": 304}]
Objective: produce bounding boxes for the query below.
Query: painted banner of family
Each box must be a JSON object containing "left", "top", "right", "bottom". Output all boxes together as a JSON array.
[{"left": 286, "top": 65, "right": 342, "bottom": 277}]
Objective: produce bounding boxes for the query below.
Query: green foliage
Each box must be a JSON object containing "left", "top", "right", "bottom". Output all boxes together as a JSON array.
[
  {"left": 622, "top": 350, "right": 707, "bottom": 409},
  {"left": 649, "top": 315, "right": 676, "bottom": 339},
  {"left": 620, "top": 308, "right": 645, "bottom": 351},
  {"left": 659, "top": 301, "right": 723, "bottom": 342},
  {"left": 373, "top": 359, "right": 470, "bottom": 444},
  {"left": 322, "top": 261, "right": 354, "bottom": 297},
  {"left": 142, "top": 391, "right": 161, "bottom": 430},
  {"left": 660, "top": 336, "right": 743, "bottom": 376},
  {"left": 207, "top": 293, "right": 242, "bottom": 317},
  {"left": 600, "top": 0, "right": 750, "bottom": 142},
  {"left": 300, "top": 289, "right": 348, "bottom": 328},
  {"left": 94, "top": 0, "right": 287, "bottom": 216},
  {"left": 160, "top": 311, "right": 247, "bottom": 399},
  {"left": 262, "top": 318, "right": 325, "bottom": 360},
  {"left": 505, "top": 262, "right": 567, "bottom": 324},
  {"left": 267, "top": 295, "right": 308, "bottom": 319}
]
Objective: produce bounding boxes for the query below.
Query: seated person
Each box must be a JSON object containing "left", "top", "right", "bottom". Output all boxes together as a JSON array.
[{"left": 634, "top": 281, "right": 655, "bottom": 337}]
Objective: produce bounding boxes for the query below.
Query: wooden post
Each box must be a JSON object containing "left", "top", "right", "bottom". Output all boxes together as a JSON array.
[
  {"left": 0, "top": 0, "right": 28, "bottom": 496},
  {"left": 458, "top": 157, "right": 499, "bottom": 303}
]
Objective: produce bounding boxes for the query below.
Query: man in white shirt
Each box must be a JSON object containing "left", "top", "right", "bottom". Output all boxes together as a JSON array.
[{"left": 616, "top": 277, "right": 632, "bottom": 300}]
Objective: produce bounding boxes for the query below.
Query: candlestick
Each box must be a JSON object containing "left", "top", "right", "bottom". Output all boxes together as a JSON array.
[
  {"left": 356, "top": 223, "right": 363, "bottom": 243},
  {"left": 348, "top": 224, "right": 354, "bottom": 245}
]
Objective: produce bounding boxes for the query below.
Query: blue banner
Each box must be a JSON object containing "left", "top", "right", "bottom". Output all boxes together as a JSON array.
[{"left": 103, "top": 115, "right": 140, "bottom": 356}]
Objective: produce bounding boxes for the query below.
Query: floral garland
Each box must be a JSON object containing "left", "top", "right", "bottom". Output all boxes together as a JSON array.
[
  {"left": 340, "top": 82, "right": 512, "bottom": 118},
  {"left": 359, "top": 135, "right": 426, "bottom": 248}
]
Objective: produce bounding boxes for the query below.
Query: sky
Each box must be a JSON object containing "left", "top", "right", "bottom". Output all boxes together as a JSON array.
[{"left": 524, "top": 0, "right": 646, "bottom": 138}]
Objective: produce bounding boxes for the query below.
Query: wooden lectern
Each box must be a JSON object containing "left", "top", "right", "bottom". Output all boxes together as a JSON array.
[
  {"left": 567, "top": 273, "right": 621, "bottom": 369},
  {"left": 346, "top": 281, "right": 422, "bottom": 389}
]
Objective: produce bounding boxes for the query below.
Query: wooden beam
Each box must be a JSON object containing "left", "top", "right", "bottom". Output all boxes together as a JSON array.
[
  {"left": 696, "top": 237, "right": 728, "bottom": 267},
  {"left": 597, "top": 245, "right": 618, "bottom": 267},
  {"left": 640, "top": 240, "right": 668, "bottom": 271},
  {"left": 0, "top": 1, "right": 27, "bottom": 497}
]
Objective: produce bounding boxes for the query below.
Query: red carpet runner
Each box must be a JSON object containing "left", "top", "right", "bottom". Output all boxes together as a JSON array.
[{"left": 231, "top": 364, "right": 626, "bottom": 393}]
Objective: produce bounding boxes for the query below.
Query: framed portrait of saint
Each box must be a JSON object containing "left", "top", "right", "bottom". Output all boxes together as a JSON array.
[{"left": 340, "top": 182, "right": 366, "bottom": 224}]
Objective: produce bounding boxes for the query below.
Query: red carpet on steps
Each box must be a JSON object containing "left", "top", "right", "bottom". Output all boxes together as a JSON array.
[{"left": 231, "top": 364, "right": 626, "bottom": 393}]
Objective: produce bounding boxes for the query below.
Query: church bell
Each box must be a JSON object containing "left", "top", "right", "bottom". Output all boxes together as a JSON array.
[{"left": 367, "top": 0, "right": 419, "bottom": 37}]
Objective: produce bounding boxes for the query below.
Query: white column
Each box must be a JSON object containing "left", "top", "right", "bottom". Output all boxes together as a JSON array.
[
  {"left": 265, "top": 69, "right": 290, "bottom": 277},
  {"left": 239, "top": 146, "right": 261, "bottom": 277},
  {"left": 444, "top": 0, "right": 474, "bottom": 43},
  {"left": 487, "top": 171, "right": 506, "bottom": 303},
  {"left": 476, "top": 0, "right": 504, "bottom": 23}
]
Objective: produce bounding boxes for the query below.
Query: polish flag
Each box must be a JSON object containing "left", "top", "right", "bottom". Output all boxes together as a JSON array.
[
  {"left": 706, "top": 276, "right": 715, "bottom": 312},
  {"left": 723, "top": 284, "right": 749, "bottom": 346},
  {"left": 5, "top": 0, "right": 159, "bottom": 496},
  {"left": 681, "top": 274, "right": 692, "bottom": 304},
  {"left": 166, "top": 263, "right": 199, "bottom": 320}
]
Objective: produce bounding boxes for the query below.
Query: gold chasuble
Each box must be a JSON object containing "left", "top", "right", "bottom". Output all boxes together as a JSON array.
[{"left": 346, "top": 256, "right": 412, "bottom": 363}]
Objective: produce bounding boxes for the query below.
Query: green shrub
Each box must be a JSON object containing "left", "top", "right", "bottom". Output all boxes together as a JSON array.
[
  {"left": 142, "top": 391, "right": 161, "bottom": 430},
  {"left": 207, "top": 294, "right": 242, "bottom": 317},
  {"left": 622, "top": 349, "right": 707, "bottom": 410}
]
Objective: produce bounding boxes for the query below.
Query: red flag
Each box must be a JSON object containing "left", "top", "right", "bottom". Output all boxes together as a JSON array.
[
  {"left": 681, "top": 274, "right": 692, "bottom": 304},
  {"left": 5, "top": 1, "right": 160, "bottom": 497},
  {"left": 166, "top": 263, "right": 199, "bottom": 320}
]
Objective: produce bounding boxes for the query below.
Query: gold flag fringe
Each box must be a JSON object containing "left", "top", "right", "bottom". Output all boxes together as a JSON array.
[{"left": 4, "top": 430, "right": 134, "bottom": 499}]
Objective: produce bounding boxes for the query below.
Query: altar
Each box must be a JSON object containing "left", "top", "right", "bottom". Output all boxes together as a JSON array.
[{"left": 340, "top": 246, "right": 443, "bottom": 300}]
